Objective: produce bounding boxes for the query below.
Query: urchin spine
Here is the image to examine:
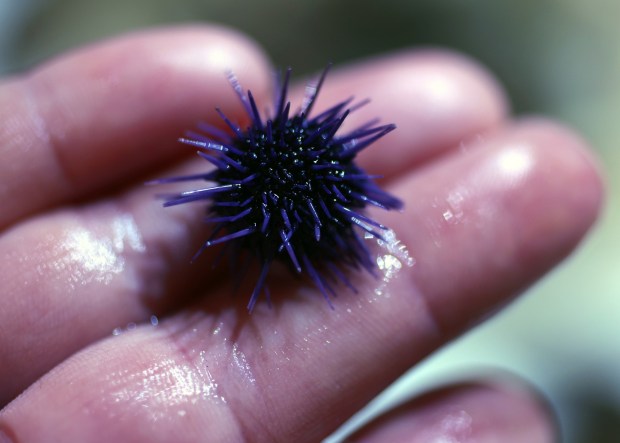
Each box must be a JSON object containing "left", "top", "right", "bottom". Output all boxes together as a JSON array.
[{"left": 156, "top": 67, "right": 403, "bottom": 311}]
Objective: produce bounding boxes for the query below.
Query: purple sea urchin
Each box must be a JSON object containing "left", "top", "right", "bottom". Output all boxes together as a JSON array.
[{"left": 156, "top": 67, "right": 403, "bottom": 311}]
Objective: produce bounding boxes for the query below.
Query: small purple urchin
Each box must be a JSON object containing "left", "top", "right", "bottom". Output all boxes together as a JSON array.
[{"left": 156, "top": 67, "right": 403, "bottom": 311}]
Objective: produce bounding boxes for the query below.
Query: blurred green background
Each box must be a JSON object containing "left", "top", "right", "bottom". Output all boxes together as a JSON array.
[{"left": 1, "top": 0, "right": 618, "bottom": 441}]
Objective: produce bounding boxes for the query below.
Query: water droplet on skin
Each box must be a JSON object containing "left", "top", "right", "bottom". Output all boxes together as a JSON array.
[
  {"left": 212, "top": 322, "right": 224, "bottom": 335},
  {"left": 62, "top": 228, "right": 123, "bottom": 286},
  {"left": 150, "top": 315, "right": 159, "bottom": 326},
  {"left": 231, "top": 343, "right": 256, "bottom": 385},
  {"left": 112, "top": 327, "right": 122, "bottom": 336},
  {"left": 444, "top": 188, "right": 466, "bottom": 225},
  {"left": 104, "top": 357, "right": 226, "bottom": 422},
  {"left": 58, "top": 213, "right": 146, "bottom": 289},
  {"left": 112, "top": 214, "right": 146, "bottom": 253},
  {"left": 369, "top": 229, "right": 415, "bottom": 300}
]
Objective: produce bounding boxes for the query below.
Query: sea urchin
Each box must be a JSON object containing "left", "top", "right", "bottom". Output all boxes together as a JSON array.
[{"left": 156, "top": 67, "right": 403, "bottom": 311}]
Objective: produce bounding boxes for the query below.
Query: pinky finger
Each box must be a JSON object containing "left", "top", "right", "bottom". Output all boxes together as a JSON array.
[{"left": 345, "top": 379, "right": 558, "bottom": 443}]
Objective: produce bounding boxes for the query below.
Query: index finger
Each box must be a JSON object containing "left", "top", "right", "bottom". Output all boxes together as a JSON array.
[{"left": 0, "top": 25, "right": 272, "bottom": 230}]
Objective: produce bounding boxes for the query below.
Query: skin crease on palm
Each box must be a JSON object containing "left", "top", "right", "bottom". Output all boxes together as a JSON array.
[{"left": 0, "top": 25, "right": 603, "bottom": 443}]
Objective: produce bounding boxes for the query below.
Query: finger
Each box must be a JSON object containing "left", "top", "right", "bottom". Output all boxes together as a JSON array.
[
  {"left": 386, "top": 119, "right": 604, "bottom": 337},
  {"left": 293, "top": 49, "right": 508, "bottom": 179},
  {"left": 0, "top": 25, "right": 272, "bottom": 230},
  {"left": 0, "top": 120, "right": 602, "bottom": 442},
  {"left": 347, "top": 381, "right": 557, "bottom": 443},
  {"left": 0, "top": 24, "right": 271, "bottom": 404},
  {"left": 0, "top": 51, "right": 507, "bottom": 405}
]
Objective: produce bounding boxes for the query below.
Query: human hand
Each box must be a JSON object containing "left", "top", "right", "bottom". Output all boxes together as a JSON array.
[{"left": 0, "top": 26, "right": 603, "bottom": 442}]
